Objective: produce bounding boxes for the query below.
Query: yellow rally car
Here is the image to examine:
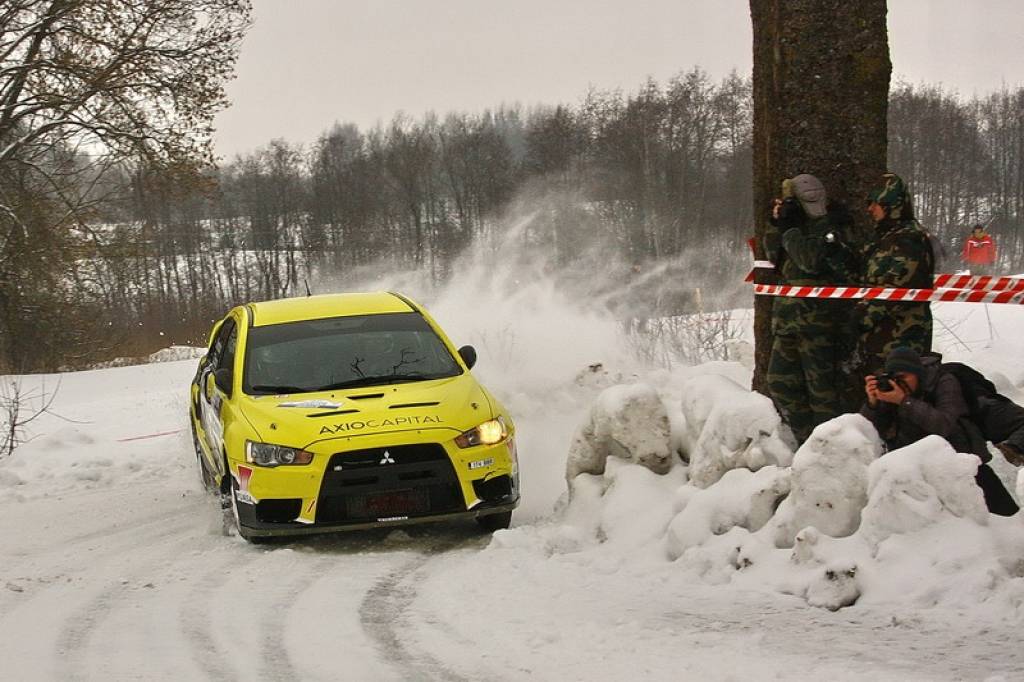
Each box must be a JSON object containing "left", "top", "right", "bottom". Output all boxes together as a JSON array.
[{"left": 189, "top": 292, "right": 518, "bottom": 541}]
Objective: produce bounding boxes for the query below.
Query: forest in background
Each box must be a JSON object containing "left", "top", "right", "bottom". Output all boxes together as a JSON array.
[{"left": 4, "top": 68, "right": 1024, "bottom": 372}]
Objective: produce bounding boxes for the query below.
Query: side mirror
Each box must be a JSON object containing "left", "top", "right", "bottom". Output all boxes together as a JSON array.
[
  {"left": 458, "top": 345, "right": 477, "bottom": 370},
  {"left": 214, "top": 367, "right": 233, "bottom": 395}
]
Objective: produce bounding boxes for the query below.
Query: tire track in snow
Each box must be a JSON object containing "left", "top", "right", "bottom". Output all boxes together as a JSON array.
[
  {"left": 254, "top": 555, "right": 338, "bottom": 681},
  {"left": 177, "top": 547, "right": 262, "bottom": 682},
  {"left": 358, "top": 530, "right": 487, "bottom": 682},
  {"left": 52, "top": 525, "right": 198, "bottom": 680}
]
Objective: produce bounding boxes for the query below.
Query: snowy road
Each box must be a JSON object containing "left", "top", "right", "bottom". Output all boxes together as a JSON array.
[
  {"left": 3, "top": 465, "right": 1019, "bottom": 681},
  {"left": 0, "top": 469, "right": 485, "bottom": 681},
  {"left": 2, "top": 323, "right": 1024, "bottom": 680}
]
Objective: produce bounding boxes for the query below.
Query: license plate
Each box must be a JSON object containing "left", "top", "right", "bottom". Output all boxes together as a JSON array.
[{"left": 348, "top": 489, "right": 428, "bottom": 518}]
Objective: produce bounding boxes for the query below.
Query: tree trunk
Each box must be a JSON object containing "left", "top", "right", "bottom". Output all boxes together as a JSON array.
[{"left": 749, "top": 0, "right": 891, "bottom": 392}]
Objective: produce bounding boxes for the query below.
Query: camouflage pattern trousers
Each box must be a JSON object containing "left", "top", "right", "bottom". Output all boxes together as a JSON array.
[{"left": 766, "top": 332, "right": 844, "bottom": 445}]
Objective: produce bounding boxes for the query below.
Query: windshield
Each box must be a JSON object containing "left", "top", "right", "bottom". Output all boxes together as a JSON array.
[{"left": 243, "top": 312, "right": 462, "bottom": 395}]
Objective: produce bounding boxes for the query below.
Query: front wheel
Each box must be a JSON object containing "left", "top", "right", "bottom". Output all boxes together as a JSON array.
[
  {"left": 191, "top": 420, "right": 216, "bottom": 492},
  {"left": 476, "top": 510, "right": 512, "bottom": 533}
]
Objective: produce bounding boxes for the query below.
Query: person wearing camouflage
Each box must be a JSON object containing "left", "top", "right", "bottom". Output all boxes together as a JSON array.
[
  {"left": 857, "top": 173, "right": 934, "bottom": 375},
  {"left": 764, "top": 174, "right": 860, "bottom": 444}
]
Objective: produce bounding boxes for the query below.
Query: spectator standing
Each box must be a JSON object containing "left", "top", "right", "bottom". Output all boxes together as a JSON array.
[
  {"left": 961, "top": 224, "right": 997, "bottom": 275},
  {"left": 763, "top": 174, "right": 859, "bottom": 444},
  {"left": 856, "top": 173, "right": 934, "bottom": 375}
]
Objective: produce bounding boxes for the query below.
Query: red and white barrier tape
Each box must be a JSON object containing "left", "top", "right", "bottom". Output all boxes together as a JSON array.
[
  {"left": 117, "top": 429, "right": 182, "bottom": 443},
  {"left": 744, "top": 261, "right": 775, "bottom": 282},
  {"left": 932, "top": 273, "right": 1024, "bottom": 292},
  {"left": 746, "top": 265, "right": 1024, "bottom": 294},
  {"left": 753, "top": 283, "right": 1024, "bottom": 305}
]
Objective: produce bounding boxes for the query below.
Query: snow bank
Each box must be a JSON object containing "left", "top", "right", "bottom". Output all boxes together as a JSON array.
[
  {"left": 549, "top": 367, "right": 1024, "bottom": 615},
  {"left": 81, "top": 345, "right": 206, "bottom": 370},
  {"left": 0, "top": 360, "right": 196, "bottom": 501}
]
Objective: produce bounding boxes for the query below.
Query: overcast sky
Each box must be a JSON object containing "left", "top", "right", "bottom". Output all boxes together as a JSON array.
[{"left": 213, "top": 1, "right": 1024, "bottom": 159}]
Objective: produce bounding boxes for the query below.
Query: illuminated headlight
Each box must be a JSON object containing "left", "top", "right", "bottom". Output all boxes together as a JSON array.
[
  {"left": 245, "top": 441, "right": 313, "bottom": 467},
  {"left": 455, "top": 417, "right": 508, "bottom": 449}
]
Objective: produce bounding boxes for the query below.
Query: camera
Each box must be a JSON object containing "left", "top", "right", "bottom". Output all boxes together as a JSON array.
[
  {"left": 771, "top": 197, "right": 805, "bottom": 229},
  {"left": 875, "top": 373, "right": 895, "bottom": 392}
]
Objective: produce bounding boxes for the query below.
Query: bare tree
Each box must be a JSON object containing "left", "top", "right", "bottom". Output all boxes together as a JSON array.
[{"left": 1, "top": 378, "right": 58, "bottom": 458}]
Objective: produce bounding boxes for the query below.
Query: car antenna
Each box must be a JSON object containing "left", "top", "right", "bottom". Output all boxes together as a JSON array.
[{"left": 304, "top": 279, "right": 312, "bottom": 297}]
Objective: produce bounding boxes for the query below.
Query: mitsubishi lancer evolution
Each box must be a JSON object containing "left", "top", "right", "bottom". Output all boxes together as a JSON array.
[{"left": 189, "top": 292, "right": 519, "bottom": 541}]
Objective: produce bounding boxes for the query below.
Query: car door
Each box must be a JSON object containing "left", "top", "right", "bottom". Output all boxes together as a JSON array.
[{"left": 199, "top": 316, "right": 237, "bottom": 460}]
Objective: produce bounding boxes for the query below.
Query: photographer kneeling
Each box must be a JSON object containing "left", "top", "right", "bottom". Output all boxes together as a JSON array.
[{"left": 860, "top": 347, "right": 1019, "bottom": 516}]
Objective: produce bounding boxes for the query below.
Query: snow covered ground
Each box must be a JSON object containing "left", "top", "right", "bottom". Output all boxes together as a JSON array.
[{"left": 3, "top": 273, "right": 1024, "bottom": 680}]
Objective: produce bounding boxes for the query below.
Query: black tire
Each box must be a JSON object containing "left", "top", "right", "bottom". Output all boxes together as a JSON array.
[
  {"left": 190, "top": 420, "right": 216, "bottom": 492},
  {"left": 476, "top": 510, "right": 512, "bottom": 532}
]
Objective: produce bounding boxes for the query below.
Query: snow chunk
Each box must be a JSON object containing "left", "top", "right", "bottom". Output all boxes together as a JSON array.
[
  {"left": 766, "top": 414, "right": 882, "bottom": 548},
  {"left": 805, "top": 562, "right": 861, "bottom": 611},
  {"left": 860, "top": 435, "right": 989, "bottom": 548},
  {"left": 680, "top": 373, "right": 792, "bottom": 488},
  {"left": 665, "top": 465, "right": 791, "bottom": 560},
  {"left": 565, "top": 383, "right": 672, "bottom": 484},
  {"left": 572, "top": 362, "right": 634, "bottom": 391}
]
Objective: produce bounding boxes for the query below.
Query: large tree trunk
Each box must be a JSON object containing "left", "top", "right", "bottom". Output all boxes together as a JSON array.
[{"left": 749, "top": 0, "right": 891, "bottom": 392}]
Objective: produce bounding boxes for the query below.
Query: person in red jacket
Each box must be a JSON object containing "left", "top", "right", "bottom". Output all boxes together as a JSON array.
[{"left": 962, "top": 224, "right": 996, "bottom": 275}]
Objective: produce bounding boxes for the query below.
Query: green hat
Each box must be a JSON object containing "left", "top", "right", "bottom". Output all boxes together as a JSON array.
[{"left": 870, "top": 173, "right": 911, "bottom": 220}]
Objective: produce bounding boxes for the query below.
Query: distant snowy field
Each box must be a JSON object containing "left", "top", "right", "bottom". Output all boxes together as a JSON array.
[{"left": 2, "top": 295, "right": 1023, "bottom": 680}]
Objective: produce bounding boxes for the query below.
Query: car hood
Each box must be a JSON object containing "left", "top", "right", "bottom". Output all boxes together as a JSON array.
[{"left": 238, "top": 373, "right": 494, "bottom": 449}]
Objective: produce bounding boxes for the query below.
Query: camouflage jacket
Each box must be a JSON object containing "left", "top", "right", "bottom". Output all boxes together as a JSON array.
[
  {"left": 858, "top": 218, "right": 934, "bottom": 339},
  {"left": 764, "top": 214, "right": 860, "bottom": 335}
]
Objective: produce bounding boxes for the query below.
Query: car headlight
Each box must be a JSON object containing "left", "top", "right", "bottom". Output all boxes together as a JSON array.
[
  {"left": 455, "top": 417, "right": 508, "bottom": 448},
  {"left": 245, "top": 441, "right": 313, "bottom": 467}
]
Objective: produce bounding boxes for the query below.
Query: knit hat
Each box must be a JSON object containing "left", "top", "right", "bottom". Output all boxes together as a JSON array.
[
  {"left": 883, "top": 346, "right": 925, "bottom": 377},
  {"left": 869, "top": 173, "right": 911, "bottom": 220},
  {"left": 784, "top": 174, "right": 828, "bottom": 218}
]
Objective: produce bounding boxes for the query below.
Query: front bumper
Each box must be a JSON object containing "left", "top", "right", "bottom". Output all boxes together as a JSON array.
[
  {"left": 230, "top": 434, "right": 519, "bottom": 536},
  {"left": 233, "top": 498, "right": 518, "bottom": 537}
]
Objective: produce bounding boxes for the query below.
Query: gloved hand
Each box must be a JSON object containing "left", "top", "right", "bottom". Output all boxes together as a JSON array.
[{"left": 770, "top": 197, "right": 804, "bottom": 230}]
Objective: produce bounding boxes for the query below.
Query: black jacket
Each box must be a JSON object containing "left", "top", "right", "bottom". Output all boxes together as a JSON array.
[{"left": 860, "top": 356, "right": 989, "bottom": 461}]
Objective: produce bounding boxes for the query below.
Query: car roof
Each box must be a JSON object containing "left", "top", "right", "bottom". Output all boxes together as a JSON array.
[{"left": 247, "top": 292, "right": 416, "bottom": 327}]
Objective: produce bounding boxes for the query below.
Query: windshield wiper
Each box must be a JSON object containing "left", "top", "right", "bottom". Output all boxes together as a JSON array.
[
  {"left": 316, "top": 374, "right": 441, "bottom": 391},
  {"left": 249, "top": 384, "right": 311, "bottom": 395}
]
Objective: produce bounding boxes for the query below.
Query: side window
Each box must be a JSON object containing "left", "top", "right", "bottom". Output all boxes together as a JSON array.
[
  {"left": 209, "top": 318, "right": 236, "bottom": 369},
  {"left": 218, "top": 323, "right": 238, "bottom": 372}
]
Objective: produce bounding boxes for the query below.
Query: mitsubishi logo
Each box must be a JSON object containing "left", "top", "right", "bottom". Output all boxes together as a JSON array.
[{"left": 379, "top": 450, "right": 396, "bottom": 465}]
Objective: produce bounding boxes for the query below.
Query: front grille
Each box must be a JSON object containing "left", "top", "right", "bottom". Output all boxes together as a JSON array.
[
  {"left": 326, "top": 443, "right": 450, "bottom": 470},
  {"left": 316, "top": 443, "right": 463, "bottom": 523}
]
